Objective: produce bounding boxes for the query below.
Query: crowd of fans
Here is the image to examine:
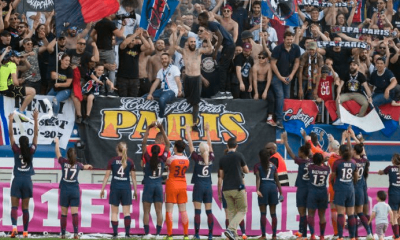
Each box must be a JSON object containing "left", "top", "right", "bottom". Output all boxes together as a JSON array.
[{"left": 1, "top": 0, "right": 400, "bottom": 129}]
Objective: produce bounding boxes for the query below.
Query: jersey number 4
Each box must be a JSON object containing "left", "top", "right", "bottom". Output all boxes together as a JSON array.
[{"left": 118, "top": 166, "right": 125, "bottom": 177}]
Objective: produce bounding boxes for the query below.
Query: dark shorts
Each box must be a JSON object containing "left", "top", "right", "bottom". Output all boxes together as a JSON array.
[
  {"left": 296, "top": 187, "right": 309, "bottom": 208},
  {"left": 0, "top": 84, "right": 26, "bottom": 98},
  {"left": 11, "top": 177, "right": 32, "bottom": 199},
  {"left": 109, "top": 188, "right": 132, "bottom": 206},
  {"left": 24, "top": 81, "right": 41, "bottom": 95},
  {"left": 222, "top": 191, "right": 227, "bottom": 209},
  {"left": 389, "top": 193, "right": 400, "bottom": 211},
  {"left": 355, "top": 184, "right": 367, "bottom": 206},
  {"left": 184, "top": 75, "right": 201, "bottom": 105},
  {"left": 334, "top": 189, "right": 355, "bottom": 207},
  {"left": 142, "top": 184, "right": 163, "bottom": 203},
  {"left": 307, "top": 189, "right": 328, "bottom": 209},
  {"left": 192, "top": 184, "right": 213, "bottom": 203},
  {"left": 60, "top": 186, "right": 80, "bottom": 207},
  {"left": 258, "top": 185, "right": 278, "bottom": 206},
  {"left": 139, "top": 78, "right": 152, "bottom": 97}
]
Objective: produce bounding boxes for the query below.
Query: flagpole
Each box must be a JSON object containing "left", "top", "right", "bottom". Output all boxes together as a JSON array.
[
  {"left": 249, "top": 0, "right": 252, "bottom": 11},
  {"left": 56, "top": 40, "right": 58, "bottom": 85}
]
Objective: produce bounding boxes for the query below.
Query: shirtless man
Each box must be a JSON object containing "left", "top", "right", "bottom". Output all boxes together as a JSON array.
[
  {"left": 214, "top": 5, "right": 238, "bottom": 43},
  {"left": 65, "top": 23, "right": 93, "bottom": 49},
  {"left": 356, "top": 49, "right": 371, "bottom": 78},
  {"left": 138, "top": 31, "right": 155, "bottom": 96},
  {"left": 371, "top": 0, "right": 394, "bottom": 28},
  {"left": 252, "top": 51, "right": 276, "bottom": 126},
  {"left": 148, "top": 39, "right": 175, "bottom": 82},
  {"left": 174, "top": 30, "right": 212, "bottom": 132},
  {"left": 241, "top": 30, "right": 264, "bottom": 62}
]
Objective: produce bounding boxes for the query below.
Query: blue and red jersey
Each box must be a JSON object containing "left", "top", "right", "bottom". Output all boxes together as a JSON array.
[
  {"left": 294, "top": 157, "right": 312, "bottom": 188},
  {"left": 383, "top": 165, "right": 400, "bottom": 195},
  {"left": 190, "top": 151, "right": 214, "bottom": 185},
  {"left": 142, "top": 150, "right": 168, "bottom": 185},
  {"left": 12, "top": 143, "right": 36, "bottom": 178},
  {"left": 308, "top": 164, "right": 330, "bottom": 190},
  {"left": 59, "top": 157, "right": 84, "bottom": 188},
  {"left": 332, "top": 159, "right": 357, "bottom": 191},
  {"left": 107, "top": 156, "right": 135, "bottom": 190}
]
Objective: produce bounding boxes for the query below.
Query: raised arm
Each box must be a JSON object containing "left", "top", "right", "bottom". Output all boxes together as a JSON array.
[
  {"left": 158, "top": 122, "right": 170, "bottom": 149},
  {"left": 281, "top": 131, "right": 296, "bottom": 159},
  {"left": 8, "top": 113, "right": 15, "bottom": 146},
  {"left": 204, "top": 122, "right": 213, "bottom": 152},
  {"left": 32, "top": 110, "right": 39, "bottom": 146},
  {"left": 54, "top": 137, "right": 62, "bottom": 159},
  {"left": 185, "top": 125, "right": 195, "bottom": 153},
  {"left": 142, "top": 121, "right": 156, "bottom": 155}
]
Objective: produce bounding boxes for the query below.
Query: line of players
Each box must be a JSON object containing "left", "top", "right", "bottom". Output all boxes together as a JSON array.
[{"left": 7, "top": 110, "right": 400, "bottom": 240}]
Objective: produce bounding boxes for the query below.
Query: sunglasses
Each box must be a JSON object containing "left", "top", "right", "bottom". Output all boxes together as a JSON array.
[
  {"left": 198, "top": 30, "right": 204, "bottom": 33},
  {"left": 258, "top": 56, "right": 266, "bottom": 59},
  {"left": 223, "top": 9, "right": 231, "bottom": 12},
  {"left": 25, "top": 42, "right": 33, "bottom": 45},
  {"left": 77, "top": 42, "right": 86, "bottom": 45},
  {"left": 17, "top": 26, "right": 24, "bottom": 29}
]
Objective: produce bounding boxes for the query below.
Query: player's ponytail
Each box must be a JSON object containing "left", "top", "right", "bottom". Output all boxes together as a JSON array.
[
  {"left": 199, "top": 142, "right": 210, "bottom": 165},
  {"left": 67, "top": 148, "right": 77, "bottom": 167},
  {"left": 354, "top": 143, "right": 364, "bottom": 155},
  {"left": 339, "top": 144, "right": 351, "bottom": 161},
  {"left": 117, "top": 142, "right": 128, "bottom": 169},
  {"left": 259, "top": 148, "right": 271, "bottom": 173},
  {"left": 150, "top": 145, "right": 161, "bottom": 172},
  {"left": 19, "top": 136, "right": 31, "bottom": 166}
]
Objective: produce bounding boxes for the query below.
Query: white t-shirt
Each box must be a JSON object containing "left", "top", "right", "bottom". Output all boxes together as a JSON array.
[
  {"left": 156, "top": 65, "right": 181, "bottom": 96},
  {"left": 252, "top": 27, "right": 278, "bottom": 48},
  {"left": 373, "top": 202, "right": 391, "bottom": 225},
  {"left": 116, "top": 7, "right": 141, "bottom": 36}
]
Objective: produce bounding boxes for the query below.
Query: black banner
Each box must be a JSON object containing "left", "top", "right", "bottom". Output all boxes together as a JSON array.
[
  {"left": 79, "top": 98, "right": 276, "bottom": 171},
  {"left": 23, "top": 0, "right": 54, "bottom": 12}
]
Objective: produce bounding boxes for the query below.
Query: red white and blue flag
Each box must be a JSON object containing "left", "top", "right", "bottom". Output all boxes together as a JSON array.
[
  {"left": 55, "top": 0, "right": 120, "bottom": 37},
  {"left": 140, "top": 0, "right": 180, "bottom": 40},
  {"left": 261, "top": 0, "right": 300, "bottom": 26}
]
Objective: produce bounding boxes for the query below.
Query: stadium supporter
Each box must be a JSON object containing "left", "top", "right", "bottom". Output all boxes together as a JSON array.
[
  {"left": 148, "top": 39, "right": 175, "bottom": 82},
  {"left": 54, "top": 137, "right": 92, "bottom": 239},
  {"left": 100, "top": 142, "right": 137, "bottom": 239},
  {"left": 0, "top": 48, "right": 35, "bottom": 120},
  {"left": 65, "top": 23, "right": 93, "bottom": 49},
  {"left": 174, "top": 27, "right": 212, "bottom": 131},
  {"left": 281, "top": 132, "right": 311, "bottom": 239},
  {"left": 48, "top": 54, "right": 73, "bottom": 120},
  {"left": 252, "top": 51, "right": 275, "bottom": 126},
  {"left": 0, "top": 30, "right": 12, "bottom": 51},
  {"left": 233, "top": 42, "right": 253, "bottom": 99},
  {"left": 307, "top": 153, "right": 330, "bottom": 240},
  {"left": 246, "top": 1, "right": 262, "bottom": 33},
  {"left": 370, "top": 57, "right": 398, "bottom": 108},
  {"left": 4, "top": 9, "right": 22, "bottom": 50},
  {"left": 255, "top": 148, "right": 283, "bottom": 240},
  {"left": 325, "top": 36, "right": 357, "bottom": 81},
  {"left": 371, "top": 0, "right": 394, "bottom": 28},
  {"left": 253, "top": 16, "right": 278, "bottom": 46},
  {"left": 213, "top": 4, "right": 239, "bottom": 43},
  {"left": 91, "top": 14, "right": 125, "bottom": 95},
  {"left": 298, "top": 41, "right": 324, "bottom": 100},
  {"left": 194, "top": 12, "right": 236, "bottom": 100},
  {"left": 218, "top": 137, "right": 249, "bottom": 240},
  {"left": 47, "top": 37, "right": 68, "bottom": 92},
  {"left": 164, "top": 140, "right": 190, "bottom": 240},
  {"left": 368, "top": 191, "right": 394, "bottom": 240},
  {"left": 138, "top": 31, "right": 155, "bottom": 96},
  {"left": 186, "top": 124, "right": 214, "bottom": 240},
  {"left": 8, "top": 110, "right": 38, "bottom": 238},
  {"left": 266, "top": 142, "right": 289, "bottom": 186},
  {"left": 144, "top": 53, "right": 182, "bottom": 124},
  {"left": 141, "top": 122, "right": 170, "bottom": 238},
  {"left": 240, "top": 30, "right": 266, "bottom": 63},
  {"left": 333, "top": 59, "right": 372, "bottom": 125},
  {"left": 315, "top": 65, "right": 337, "bottom": 122},
  {"left": 20, "top": 37, "right": 48, "bottom": 94},
  {"left": 117, "top": 29, "right": 151, "bottom": 97},
  {"left": 378, "top": 153, "right": 400, "bottom": 239},
  {"left": 270, "top": 31, "right": 300, "bottom": 129}
]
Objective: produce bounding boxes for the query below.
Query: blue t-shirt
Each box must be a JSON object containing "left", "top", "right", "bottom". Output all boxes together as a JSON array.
[
  {"left": 258, "top": 163, "right": 277, "bottom": 188},
  {"left": 142, "top": 150, "right": 168, "bottom": 185},
  {"left": 59, "top": 157, "right": 84, "bottom": 188},
  {"left": 332, "top": 159, "right": 357, "bottom": 191},
  {"left": 12, "top": 143, "right": 36, "bottom": 178},
  {"left": 370, "top": 68, "right": 396, "bottom": 93},
  {"left": 190, "top": 151, "right": 214, "bottom": 185},
  {"left": 308, "top": 164, "right": 330, "bottom": 190},
  {"left": 294, "top": 157, "right": 312, "bottom": 188},
  {"left": 383, "top": 165, "right": 400, "bottom": 195},
  {"left": 271, "top": 43, "right": 301, "bottom": 77},
  {"left": 107, "top": 156, "right": 135, "bottom": 190}
]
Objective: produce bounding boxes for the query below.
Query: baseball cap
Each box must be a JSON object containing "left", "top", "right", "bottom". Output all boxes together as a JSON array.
[
  {"left": 241, "top": 30, "right": 253, "bottom": 40},
  {"left": 0, "top": 30, "right": 11, "bottom": 37},
  {"left": 321, "top": 65, "right": 330, "bottom": 74},
  {"left": 242, "top": 42, "right": 252, "bottom": 50},
  {"left": 69, "top": 26, "right": 77, "bottom": 30},
  {"left": 307, "top": 41, "right": 317, "bottom": 50},
  {"left": 350, "top": 57, "right": 359, "bottom": 65},
  {"left": 222, "top": 4, "right": 233, "bottom": 11}
]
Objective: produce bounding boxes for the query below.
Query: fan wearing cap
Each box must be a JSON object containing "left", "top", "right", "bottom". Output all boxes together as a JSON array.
[
  {"left": 65, "top": 23, "right": 93, "bottom": 49},
  {"left": 241, "top": 30, "right": 268, "bottom": 62},
  {"left": 0, "top": 48, "right": 36, "bottom": 118},
  {"left": 0, "top": 30, "right": 12, "bottom": 51},
  {"left": 193, "top": 12, "right": 235, "bottom": 99},
  {"left": 173, "top": 23, "right": 213, "bottom": 132},
  {"left": 232, "top": 42, "right": 254, "bottom": 99},
  {"left": 252, "top": 51, "right": 276, "bottom": 126},
  {"left": 213, "top": 5, "right": 238, "bottom": 43},
  {"left": 298, "top": 41, "right": 324, "bottom": 100},
  {"left": 333, "top": 59, "right": 372, "bottom": 125}
]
